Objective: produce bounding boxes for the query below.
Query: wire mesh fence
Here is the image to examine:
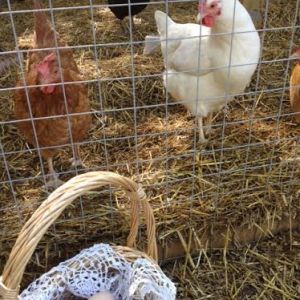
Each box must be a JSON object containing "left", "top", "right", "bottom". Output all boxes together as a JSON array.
[{"left": 0, "top": 0, "right": 299, "bottom": 297}]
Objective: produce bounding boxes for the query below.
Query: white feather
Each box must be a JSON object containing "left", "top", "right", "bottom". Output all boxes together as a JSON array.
[{"left": 153, "top": 0, "right": 261, "bottom": 138}]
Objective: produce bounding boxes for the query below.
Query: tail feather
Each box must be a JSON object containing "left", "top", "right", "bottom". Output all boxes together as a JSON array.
[
  {"left": 33, "top": 0, "right": 57, "bottom": 48},
  {"left": 154, "top": 10, "right": 174, "bottom": 36},
  {"left": 143, "top": 35, "right": 160, "bottom": 55}
]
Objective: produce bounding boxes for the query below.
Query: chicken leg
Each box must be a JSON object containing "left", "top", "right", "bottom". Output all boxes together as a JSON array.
[
  {"left": 198, "top": 117, "right": 207, "bottom": 144},
  {"left": 205, "top": 113, "right": 213, "bottom": 135},
  {"left": 43, "top": 157, "right": 64, "bottom": 190},
  {"left": 119, "top": 19, "right": 128, "bottom": 34},
  {"left": 130, "top": 16, "right": 136, "bottom": 32},
  {"left": 69, "top": 145, "right": 84, "bottom": 168},
  {"left": 119, "top": 17, "right": 136, "bottom": 34}
]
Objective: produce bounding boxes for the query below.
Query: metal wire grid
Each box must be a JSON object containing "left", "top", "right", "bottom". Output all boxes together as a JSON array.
[{"left": 0, "top": 0, "right": 299, "bottom": 236}]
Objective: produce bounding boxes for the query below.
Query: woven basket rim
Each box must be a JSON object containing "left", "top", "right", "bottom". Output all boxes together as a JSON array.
[{"left": 0, "top": 171, "right": 158, "bottom": 299}]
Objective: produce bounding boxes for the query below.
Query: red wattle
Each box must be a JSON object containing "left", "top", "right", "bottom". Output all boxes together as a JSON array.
[
  {"left": 41, "top": 85, "right": 56, "bottom": 94},
  {"left": 202, "top": 15, "right": 216, "bottom": 28}
]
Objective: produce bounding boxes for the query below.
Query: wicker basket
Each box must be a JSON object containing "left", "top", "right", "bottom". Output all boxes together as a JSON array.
[{"left": 0, "top": 171, "right": 165, "bottom": 300}]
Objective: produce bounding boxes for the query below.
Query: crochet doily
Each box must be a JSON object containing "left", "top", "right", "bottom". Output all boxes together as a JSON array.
[{"left": 20, "top": 244, "right": 176, "bottom": 300}]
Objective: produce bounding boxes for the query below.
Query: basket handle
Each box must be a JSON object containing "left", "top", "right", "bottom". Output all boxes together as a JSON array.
[{"left": 0, "top": 171, "right": 157, "bottom": 298}]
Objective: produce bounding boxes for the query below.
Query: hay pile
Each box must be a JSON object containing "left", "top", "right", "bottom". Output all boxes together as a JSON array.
[{"left": 0, "top": 0, "right": 299, "bottom": 298}]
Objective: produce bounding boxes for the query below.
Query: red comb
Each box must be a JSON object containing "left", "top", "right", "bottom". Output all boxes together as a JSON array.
[
  {"left": 37, "top": 52, "right": 56, "bottom": 76},
  {"left": 37, "top": 61, "right": 50, "bottom": 77},
  {"left": 43, "top": 52, "right": 56, "bottom": 63}
]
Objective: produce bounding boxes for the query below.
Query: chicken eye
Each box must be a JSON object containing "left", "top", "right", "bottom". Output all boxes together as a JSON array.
[{"left": 210, "top": 3, "right": 216, "bottom": 8}]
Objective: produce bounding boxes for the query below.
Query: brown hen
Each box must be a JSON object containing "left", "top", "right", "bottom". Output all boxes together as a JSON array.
[
  {"left": 14, "top": 0, "right": 91, "bottom": 189},
  {"left": 290, "top": 48, "right": 300, "bottom": 124}
]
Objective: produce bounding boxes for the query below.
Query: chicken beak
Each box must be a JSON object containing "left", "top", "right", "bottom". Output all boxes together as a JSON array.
[{"left": 196, "top": 5, "right": 208, "bottom": 24}]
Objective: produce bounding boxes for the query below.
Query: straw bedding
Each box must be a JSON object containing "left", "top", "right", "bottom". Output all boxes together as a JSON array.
[{"left": 0, "top": 0, "right": 299, "bottom": 298}]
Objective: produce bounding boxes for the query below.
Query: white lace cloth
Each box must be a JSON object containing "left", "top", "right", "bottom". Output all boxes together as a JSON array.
[{"left": 20, "top": 244, "right": 176, "bottom": 300}]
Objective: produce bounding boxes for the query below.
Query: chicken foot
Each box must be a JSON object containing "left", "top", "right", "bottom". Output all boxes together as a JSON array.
[{"left": 43, "top": 157, "right": 64, "bottom": 190}]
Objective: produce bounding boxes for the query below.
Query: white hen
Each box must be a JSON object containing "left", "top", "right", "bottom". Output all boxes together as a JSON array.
[{"left": 144, "top": 0, "right": 260, "bottom": 142}]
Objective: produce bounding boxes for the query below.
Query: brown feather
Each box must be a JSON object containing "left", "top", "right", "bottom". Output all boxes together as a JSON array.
[
  {"left": 290, "top": 63, "right": 300, "bottom": 123},
  {"left": 14, "top": 0, "right": 91, "bottom": 162},
  {"left": 29, "top": 0, "right": 79, "bottom": 73}
]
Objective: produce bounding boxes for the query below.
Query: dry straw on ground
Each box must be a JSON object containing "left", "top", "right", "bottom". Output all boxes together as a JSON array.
[{"left": 0, "top": 0, "right": 299, "bottom": 299}]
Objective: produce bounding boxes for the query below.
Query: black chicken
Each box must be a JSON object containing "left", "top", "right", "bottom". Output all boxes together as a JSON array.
[{"left": 107, "top": 0, "right": 150, "bottom": 32}]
